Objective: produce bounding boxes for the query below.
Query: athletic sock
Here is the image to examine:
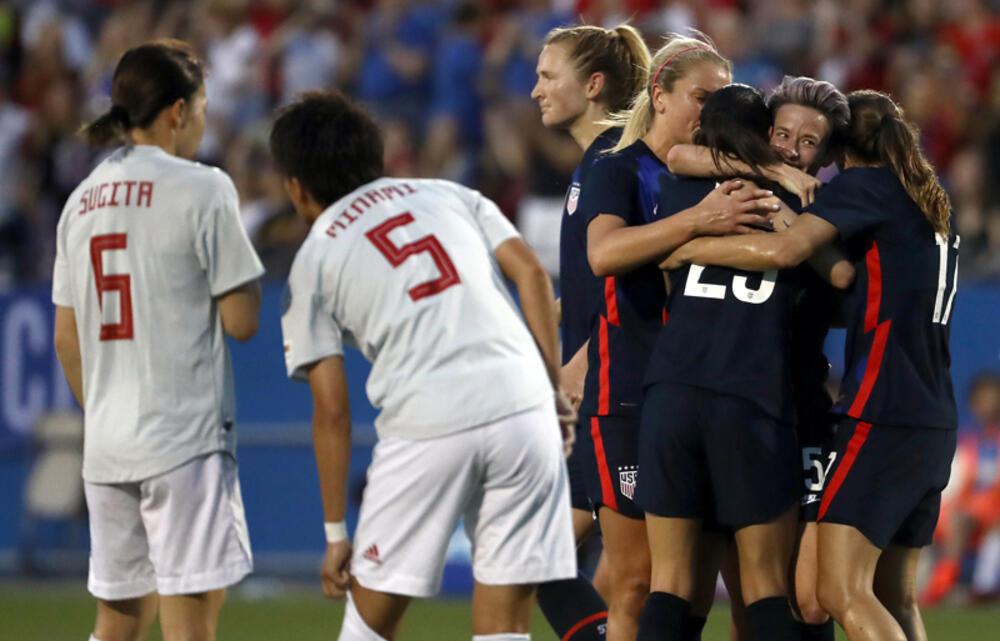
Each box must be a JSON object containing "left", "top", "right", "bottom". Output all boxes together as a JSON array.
[
  {"left": 745, "top": 596, "right": 798, "bottom": 641},
  {"left": 536, "top": 575, "right": 607, "bottom": 640},
  {"left": 797, "top": 619, "right": 834, "bottom": 641},
  {"left": 472, "top": 635, "right": 530, "bottom": 641},
  {"left": 89, "top": 636, "right": 104, "bottom": 641},
  {"left": 636, "top": 591, "right": 690, "bottom": 641},
  {"left": 683, "top": 614, "right": 708, "bottom": 640}
]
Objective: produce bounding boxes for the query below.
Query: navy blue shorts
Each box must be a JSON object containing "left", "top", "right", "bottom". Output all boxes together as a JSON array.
[
  {"left": 637, "top": 382, "right": 800, "bottom": 529},
  {"left": 567, "top": 419, "right": 592, "bottom": 512},
  {"left": 798, "top": 413, "right": 836, "bottom": 522},
  {"left": 818, "top": 417, "right": 956, "bottom": 549},
  {"left": 577, "top": 415, "right": 644, "bottom": 520}
]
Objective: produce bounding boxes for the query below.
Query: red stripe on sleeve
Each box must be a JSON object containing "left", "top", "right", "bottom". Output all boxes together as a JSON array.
[
  {"left": 590, "top": 417, "right": 618, "bottom": 512},
  {"left": 864, "top": 241, "right": 882, "bottom": 333},
  {"left": 604, "top": 277, "right": 620, "bottom": 326},
  {"left": 818, "top": 421, "right": 872, "bottom": 521},
  {"left": 662, "top": 309, "right": 669, "bottom": 325},
  {"left": 598, "top": 316, "right": 611, "bottom": 415},
  {"left": 562, "top": 611, "right": 609, "bottom": 641}
]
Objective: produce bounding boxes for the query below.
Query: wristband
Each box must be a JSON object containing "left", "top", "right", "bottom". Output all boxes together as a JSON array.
[{"left": 324, "top": 521, "right": 348, "bottom": 544}]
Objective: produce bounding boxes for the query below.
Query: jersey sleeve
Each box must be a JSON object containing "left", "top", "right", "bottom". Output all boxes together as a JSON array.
[
  {"left": 280, "top": 246, "right": 345, "bottom": 381},
  {"left": 467, "top": 188, "right": 520, "bottom": 251},
  {"left": 194, "top": 172, "right": 266, "bottom": 296},
  {"left": 581, "top": 155, "right": 639, "bottom": 226},
  {"left": 807, "top": 170, "right": 880, "bottom": 241},
  {"left": 52, "top": 208, "right": 73, "bottom": 307}
]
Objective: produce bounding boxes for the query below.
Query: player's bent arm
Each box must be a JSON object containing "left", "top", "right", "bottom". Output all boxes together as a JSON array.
[
  {"left": 308, "top": 355, "right": 352, "bottom": 524},
  {"left": 587, "top": 213, "right": 696, "bottom": 276},
  {"left": 770, "top": 205, "right": 855, "bottom": 289},
  {"left": 587, "top": 181, "right": 776, "bottom": 277},
  {"left": 662, "top": 213, "right": 839, "bottom": 273},
  {"left": 53, "top": 306, "right": 84, "bottom": 409},
  {"left": 217, "top": 280, "right": 262, "bottom": 342},
  {"left": 666, "top": 144, "right": 743, "bottom": 177},
  {"left": 495, "top": 237, "right": 561, "bottom": 389},
  {"left": 666, "top": 145, "right": 820, "bottom": 206}
]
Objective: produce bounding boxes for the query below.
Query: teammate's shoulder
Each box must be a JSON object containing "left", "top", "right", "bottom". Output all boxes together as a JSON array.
[
  {"left": 146, "top": 150, "right": 236, "bottom": 194},
  {"left": 823, "top": 166, "right": 889, "bottom": 192}
]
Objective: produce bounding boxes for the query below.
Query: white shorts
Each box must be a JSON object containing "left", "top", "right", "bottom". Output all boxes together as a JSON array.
[
  {"left": 351, "top": 402, "right": 577, "bottom": 597},
  {"left": 85, "top": 452, "right": 253, "bottom": 600}
]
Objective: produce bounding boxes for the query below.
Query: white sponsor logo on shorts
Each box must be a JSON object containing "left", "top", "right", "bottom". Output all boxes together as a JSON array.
[
  {"left": 618, "top": 465, "right": 638, "bottom": 501},
  {"left": 802, "top": 493, "right": 821, "bottom": 506}
]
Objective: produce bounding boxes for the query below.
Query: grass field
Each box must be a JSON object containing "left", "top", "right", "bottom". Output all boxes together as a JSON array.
[{"left": 2, "top": 582, "right": 999, "bottom": 640}]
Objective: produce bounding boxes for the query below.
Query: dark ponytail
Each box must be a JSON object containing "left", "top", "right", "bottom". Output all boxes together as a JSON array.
[
  {"left": 845, "top": 90, "right": 951, "bottom": 236},
  {"left": 694, "top": 83, "right": 783, "bottom": 180},
  {"left": 81, "top": 39, "right": 205, "bottom": 148}
]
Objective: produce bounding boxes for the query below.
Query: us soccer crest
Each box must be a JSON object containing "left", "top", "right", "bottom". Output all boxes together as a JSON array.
[
  {"left": 566, "top": 184, "right": 580, "bottom": 215},
  {"left": 618, "top": 465, "right": 638, "bottom": 500}
]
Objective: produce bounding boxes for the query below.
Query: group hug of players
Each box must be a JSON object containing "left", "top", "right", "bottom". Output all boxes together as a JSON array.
[{"left": 533, "top": 25, "right": 959, "bottom": 641}]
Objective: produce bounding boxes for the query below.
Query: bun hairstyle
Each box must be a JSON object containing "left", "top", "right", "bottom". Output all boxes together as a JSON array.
[
  {"left": 694, "top": 83, "right": 783, "bottom": 180},
  {"left": 544, "top": 24, "right": 651, "bottom": 114},
  {"left": 82, "top": 39, "right": 205, "bottom": 148},
  {"left": 845, "top": 90, "right": 951, "bottom": 236},
  {"left": 609, "top": 32, "right": 731, "bottom": 152}
]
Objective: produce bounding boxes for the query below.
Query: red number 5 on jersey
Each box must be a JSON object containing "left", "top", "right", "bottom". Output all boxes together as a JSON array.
[
  {"left": 90, "top": 233, "right": 134, "bottom": 341},
  {"left": 365, "top": 212, "right": 461, "bottom": 301}
]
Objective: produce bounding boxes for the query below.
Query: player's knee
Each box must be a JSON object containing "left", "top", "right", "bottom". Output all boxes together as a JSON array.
[
  {"left": 795, "top": 595, "right": 829, "bottom": 625},
  {"left": 612, "top": 573, "right": 650, "bottom": 616},
  {"left": 816, "top": 577, "right": 850, "bottom": 620}
]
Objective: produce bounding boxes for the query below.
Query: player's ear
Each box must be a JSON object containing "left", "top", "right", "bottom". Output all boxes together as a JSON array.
[
  {"left": 167, "top": 97, "right": 186, "bottom": 129},
  {"left": 650, "top": 84, "right": 667, "bottom": 115},
  {"left": 585, "top": 72, "right": 605, "bottom": 101}
]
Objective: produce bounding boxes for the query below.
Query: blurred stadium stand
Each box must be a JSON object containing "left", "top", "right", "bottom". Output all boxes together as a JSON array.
[{"left": 1, "top": 0, "right": 999, "bottom": 597}]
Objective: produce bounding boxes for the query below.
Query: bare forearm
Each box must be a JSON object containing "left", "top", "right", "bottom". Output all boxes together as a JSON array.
[
  {"left": 54, "top": 306, "right": 84, "bottom": 408},
  {"left": 590, "top": 214, "right": 697, "bottom": 276},
  {"left": 312, "top": 414, "right": 352, "bottom": 522},
  {"left": 668, "top": 234, "right": 793, "bottom": 272},
  {"left": 667, "top": 144, "right": 745, "bottom": 177},
  {"left": 55, "top": 344, "right": 84, "bottom": 409}
]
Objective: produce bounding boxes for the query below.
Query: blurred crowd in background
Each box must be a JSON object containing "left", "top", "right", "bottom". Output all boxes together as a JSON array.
[{"left": 1, "top": 0, "right": 1000, "bottom": 285}]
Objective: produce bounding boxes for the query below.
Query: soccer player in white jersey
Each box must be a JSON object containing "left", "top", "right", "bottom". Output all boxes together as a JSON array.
[
  {"left": 51, "top": 40, "right": 263, "bottom": 641},
  {"left": 273, "top": 91, "right": 578, "bottom": 641}
]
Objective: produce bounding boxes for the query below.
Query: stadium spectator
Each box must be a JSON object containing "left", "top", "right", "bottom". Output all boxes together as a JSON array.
[{"left": 923, "top": 371, "right": 1000, "bottom": 605}]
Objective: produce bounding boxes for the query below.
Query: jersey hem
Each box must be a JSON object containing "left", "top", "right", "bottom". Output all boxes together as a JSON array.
[{"left": 82, "top": 444, "right": 235, "bottom": 484}]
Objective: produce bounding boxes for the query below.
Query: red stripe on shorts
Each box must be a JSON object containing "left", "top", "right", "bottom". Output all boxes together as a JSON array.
[
  {"left": 590, "top": 417, "right": 618, "bottom": 512},
  {"left": 817, "top": 421, "right": 872, "bottom": 521}
]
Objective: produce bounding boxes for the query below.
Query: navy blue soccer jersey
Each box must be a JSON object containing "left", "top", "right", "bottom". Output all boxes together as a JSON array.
[
  {"left": 577, "top": 140, "right": 670, "bottom": 418},
  {"left": 790, "top": 267, "right": 836, "bottom": 441},
  {"left": 807, "top": 167, "right": 958, "bottom": 430},
  {"left": 645, "top": 176, "right": 802, "bottom": 424},
  {"left": 559, "top": 127, "right": 622, "bottom": 365}
]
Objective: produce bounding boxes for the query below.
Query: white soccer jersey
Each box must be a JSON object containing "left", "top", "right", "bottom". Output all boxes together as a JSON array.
[
  {"left": 282, "top": 177, "right": 553, "bottom": 440},
  {"left": 52, "top": 145, "right": 264, "bottom": 483}
]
